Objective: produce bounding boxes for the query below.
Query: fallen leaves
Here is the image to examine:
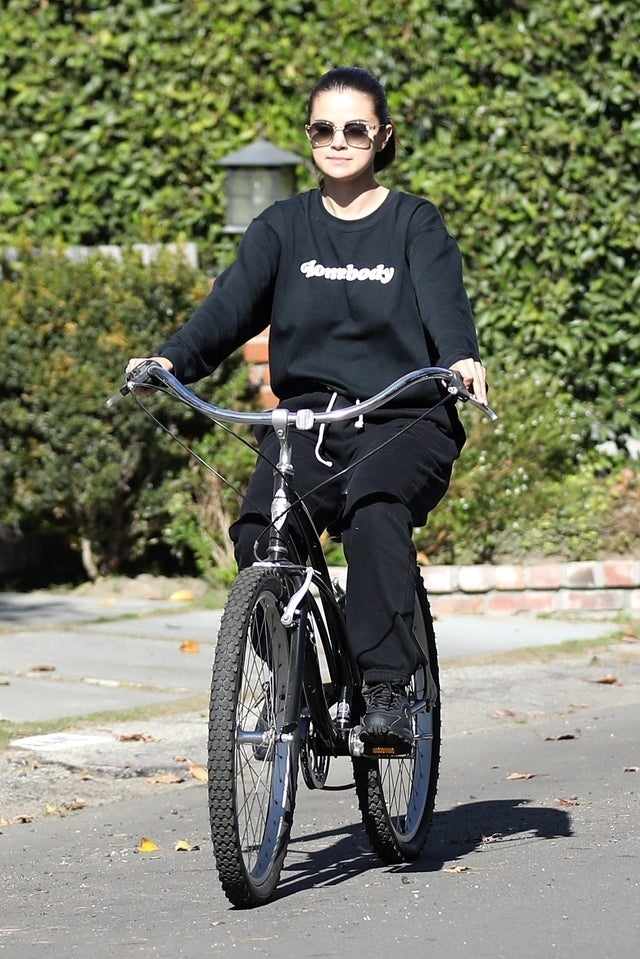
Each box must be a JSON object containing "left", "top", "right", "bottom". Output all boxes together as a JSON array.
[
  {"left": 175, "top": 839, "right": 200, "bottom": 852},
  {"left": 170, "top": 588, "right": 196, "bottom": 603},
  {"left": 137, "top": 837, "right": 159, "bottom": 853},
  {"left": 544, "top": 733, "right": 577, "bottom": 741},
  {"left": 148, "top": 758, "right": 207, "bottom": 785},
  {"left": 27, "top": 664, "right": 56, "bottom": 673},
  {"left": 623, "top": 766, "right": 640, "bottom": 773},
  {"left": 136, "top": 836, "right": 200, "bottom": 854},
  {"left": 45, "top": 797, "right": 87, "bottom": 816},
  {"left": 588, "top": 673, "right": 622, "bottom": 685},
  {"left": 505, "top": 771, "right": 537, "bottom": 780},
  {"left": 150, "top": 773, "right": 185, "bottom": 784},
  {"left": 179, "top": 639, "right": 201, "bottom": 654},
  {"left": 555, "top": 797, "right": 580, "bottom": 806}
]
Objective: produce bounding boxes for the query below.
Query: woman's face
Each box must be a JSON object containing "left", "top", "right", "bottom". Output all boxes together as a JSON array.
[{"left": 306, "top": 88, "right": 391, "bottom": 185}]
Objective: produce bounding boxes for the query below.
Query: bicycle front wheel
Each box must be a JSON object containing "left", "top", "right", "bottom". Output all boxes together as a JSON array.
[
  {"left": 208, "top": 567, "right": 300, "bottom": 907},
  {"left": 353, "top": 578, "right": 441, "bottom": 862}
]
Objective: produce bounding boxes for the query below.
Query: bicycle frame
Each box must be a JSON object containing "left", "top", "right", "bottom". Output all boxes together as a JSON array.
[
  {"left": 260, "top": 407, "right": 354, "bottom": 755},
  {"left": 108, "top": 361, "right": 497, "bottom": 760}
]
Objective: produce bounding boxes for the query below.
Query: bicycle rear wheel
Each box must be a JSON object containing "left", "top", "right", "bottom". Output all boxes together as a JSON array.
[
  {"left": 353, "top": 577, "right": 440, "bottom": 862},
  {"left": 208, "top": 567, "right": 300, "bottom": 907}
]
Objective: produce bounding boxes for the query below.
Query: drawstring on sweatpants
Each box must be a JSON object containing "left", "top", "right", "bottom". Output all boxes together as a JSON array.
[
  {"left": 314, "top": 392, "right": 365, "bottom": 466},
  {"left": 314, "top": 392, "right": 338, "bottom": 466}
]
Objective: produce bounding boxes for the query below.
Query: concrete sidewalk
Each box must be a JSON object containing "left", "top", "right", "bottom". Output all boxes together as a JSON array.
[
  {"left": 2, "top": 589, "right": 638, "bottom": 822},
  {"left": 0, "top": 588, "right": 623, "bottom": 725}
]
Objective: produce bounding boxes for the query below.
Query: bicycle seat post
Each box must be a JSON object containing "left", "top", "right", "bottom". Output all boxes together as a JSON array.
[{"left": 267, "top": 409, "right": 294, "bottom": 563}]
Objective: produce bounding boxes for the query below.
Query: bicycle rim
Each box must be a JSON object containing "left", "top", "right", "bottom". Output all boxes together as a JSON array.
[
  {"left": 208, "top": 568, "right": 299, "bottom": 907},
  {"left": 354, "top": 584, "right": 440, "bottom": 862}
]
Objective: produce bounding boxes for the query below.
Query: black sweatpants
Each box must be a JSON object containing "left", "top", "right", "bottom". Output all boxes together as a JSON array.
[{"left": 229, "top": 394, "right": 462, "bottom": 686}]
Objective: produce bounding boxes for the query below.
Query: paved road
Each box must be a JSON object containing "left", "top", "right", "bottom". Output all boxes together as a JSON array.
[
  {"left": 1, "top": 591, "right": 639, "bottom": 957},
  {"left": 2, "top": 700, "right": 639, "bottom": 958}
]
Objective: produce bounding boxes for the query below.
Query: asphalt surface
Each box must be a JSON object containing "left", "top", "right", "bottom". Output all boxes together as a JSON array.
[{"left": 1, "top": 590, "right": 639, "bottom": 957}]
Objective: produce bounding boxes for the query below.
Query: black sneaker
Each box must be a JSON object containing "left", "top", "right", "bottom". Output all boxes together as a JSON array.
[{"left": 360, "top": 682, "right": 413, "bottom": 745}]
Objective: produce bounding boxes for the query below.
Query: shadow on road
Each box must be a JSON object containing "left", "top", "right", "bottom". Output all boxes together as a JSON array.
[
  {"left": 273, "top": 798, "right": 572, "bottom": 899},
  {"left": 415, "top": 797, "right": 573, "bottom": 872},
  {"left": 0, "top": 596, "right": 73, "bottom": 624}
]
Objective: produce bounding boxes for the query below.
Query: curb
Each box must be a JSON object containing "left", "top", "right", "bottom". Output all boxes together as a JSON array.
[{"left": 331, "top": 559, "right": 640, "bottom": 618}]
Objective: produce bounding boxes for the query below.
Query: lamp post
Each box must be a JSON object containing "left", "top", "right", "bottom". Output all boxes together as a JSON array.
[{"left": 218, "top": 137, "right": 304, "bottom": 233}]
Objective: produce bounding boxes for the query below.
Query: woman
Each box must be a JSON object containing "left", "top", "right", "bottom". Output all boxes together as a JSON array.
[{"left": 127, "top": 66, "right": 487, "bottom": 746}]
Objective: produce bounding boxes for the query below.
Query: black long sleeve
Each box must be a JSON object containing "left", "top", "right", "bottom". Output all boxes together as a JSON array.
[{"left": 159, "top": 189, "right": 481, "bottom": 420}]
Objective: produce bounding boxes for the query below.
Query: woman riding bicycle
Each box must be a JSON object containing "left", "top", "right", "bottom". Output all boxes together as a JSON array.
[{"left": 127, "top": 66, "right": 488, "bottom": 747}]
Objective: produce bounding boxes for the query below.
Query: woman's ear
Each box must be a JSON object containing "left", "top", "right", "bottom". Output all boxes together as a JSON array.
[{"left": 377, "top": 122, "right": 394, "bottom": 151}]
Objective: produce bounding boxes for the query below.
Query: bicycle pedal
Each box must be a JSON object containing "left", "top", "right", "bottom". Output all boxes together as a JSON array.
[{"left": 361, "top": 740, "right": 413, "bottom": 758}]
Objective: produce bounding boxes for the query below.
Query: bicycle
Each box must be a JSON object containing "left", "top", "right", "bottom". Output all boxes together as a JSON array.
[{"left": 107, "top": 362, "right": 497, "bottom": 907}]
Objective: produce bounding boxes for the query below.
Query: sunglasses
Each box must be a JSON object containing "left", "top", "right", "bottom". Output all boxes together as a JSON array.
[{"left": 305, "top": 120, "right": 380, "bottom": 149}]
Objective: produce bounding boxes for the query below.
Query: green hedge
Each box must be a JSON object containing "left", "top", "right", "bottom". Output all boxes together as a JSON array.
[
  {"left": 1, "top": 0, "right": 639, "bottom": 579},
  {"left": 0, "top": 247, "right": 252, "bottom": 580},
  {"left": 1, "top": 0, "right": 638, "bottom": 441}
]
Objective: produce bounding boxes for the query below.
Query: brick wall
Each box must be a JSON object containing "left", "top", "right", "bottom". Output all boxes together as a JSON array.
[
  {"left": 419, "top": 559, "right": 640, "bottom": 617},
  {"left": 243, "top": 332, "right": 276, "bottom": 407},
  {"left": 329, "top": 560, "right": 640, "bottom": 617}
]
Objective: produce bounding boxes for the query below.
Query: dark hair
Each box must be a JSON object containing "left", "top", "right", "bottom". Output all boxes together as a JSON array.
[{"left": 307, "top": 67, "right": 396, "bottom": 172}]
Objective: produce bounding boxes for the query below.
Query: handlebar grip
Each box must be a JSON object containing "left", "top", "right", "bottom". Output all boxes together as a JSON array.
[
  {"left": 105, "top": 359, "right": 164, "bottom": 408},
  {"left": 105, "top": 384, "right": 131, "bottom": 408},
  {"left": 447, "top": 374, "right": 498, "bottom": 421}
]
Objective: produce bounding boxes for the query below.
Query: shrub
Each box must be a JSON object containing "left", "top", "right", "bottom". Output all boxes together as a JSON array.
[
  {"left": 0, "top": 246, "right": 249, "bottom": 579},
  {"left": 416, "top": 360, "right": 639, "bottom": 564}
]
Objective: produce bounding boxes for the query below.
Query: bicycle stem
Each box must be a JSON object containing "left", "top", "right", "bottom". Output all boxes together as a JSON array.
[{"left": 267, "top": 408, "right": 294, "bottom": 562}]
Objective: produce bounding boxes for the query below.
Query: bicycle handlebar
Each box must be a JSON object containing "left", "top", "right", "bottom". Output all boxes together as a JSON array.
[{"left": 106, "top": 360, "right": 498, "bottom": 424}]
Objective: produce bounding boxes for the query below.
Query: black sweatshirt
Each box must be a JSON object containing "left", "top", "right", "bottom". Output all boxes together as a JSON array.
[{"left": 159, "top": 189, "right": 481, "bottom": 430}]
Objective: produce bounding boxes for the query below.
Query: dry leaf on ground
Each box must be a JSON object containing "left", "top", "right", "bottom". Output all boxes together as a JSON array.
[
  {"left": 45, "top": 797, "right": 87, "bottom": 816},
  {"left": 175, "top": 840, "right": 200, "bottom": 852},
  {"left": 188, "top": 761, "right": 208, "bottom": 782},
  {"left": 588, "top": 674, "right": 622, "bottom": 685},
  {"left": 137, "top": 837, "right": 159, "bottom": 853},
  {"left": 623, "top": 766, "right": 640, "bottom": 773},
  {"left": 545, "top": 733, "right": 577, "bottom": 741},
  {"left": 170, "top": 588, "right": 196, "bottom": 603},
  {"left": 179, "top": 639, "right": 201, "bottom": 654},
  {"left": 505, "top": 771, "right": 536, "bottom": 780},
  {"left": 555, "top": 797, "right": 580, "bottom": 806},
  {"left": 150, "top": 773, "right": 184, "bottom": 784}
]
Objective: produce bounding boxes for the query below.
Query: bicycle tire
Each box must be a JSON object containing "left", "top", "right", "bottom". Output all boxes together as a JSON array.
[
  {"left": 208, "top": 567, "right": 300, "bottom": 907},
  {"left": 353, "top": 576, "right": 440, "bottom": 862}
]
